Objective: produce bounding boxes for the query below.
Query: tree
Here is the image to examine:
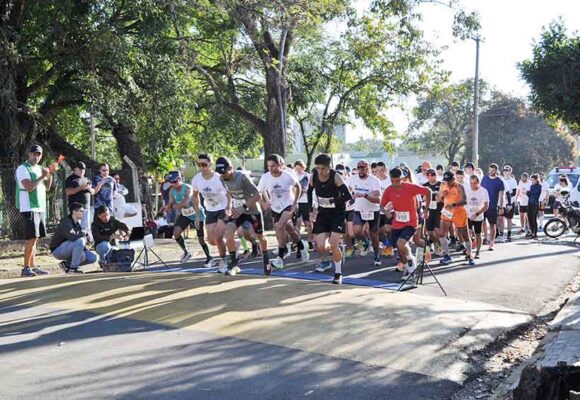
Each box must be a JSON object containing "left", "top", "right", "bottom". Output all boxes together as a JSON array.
[
  {"left": 520, "top": 20, "right": 580, "bottom": 131},
  {"left": 473, "top": 97, "right": 576, "bottom": 175},
  {"left": 406, "top": 80, "right": 491, "bottom": 166}
]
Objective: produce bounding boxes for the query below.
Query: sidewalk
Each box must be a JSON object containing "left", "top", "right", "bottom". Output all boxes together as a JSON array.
[{"left": 513, "top": 290, "right": 580, "bottom": 399}]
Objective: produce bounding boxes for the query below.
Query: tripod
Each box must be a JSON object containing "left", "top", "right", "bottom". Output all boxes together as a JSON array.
[
  {"left": 131, "top": 236, "right": 169, "bottom": 271},
  {"left": 397, "top": 238, "right": 447, "bottom": 296}
]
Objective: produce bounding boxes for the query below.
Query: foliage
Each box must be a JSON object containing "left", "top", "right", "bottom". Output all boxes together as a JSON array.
[{"left": 520, "top": 20, "right": 580, "bottom": 131}]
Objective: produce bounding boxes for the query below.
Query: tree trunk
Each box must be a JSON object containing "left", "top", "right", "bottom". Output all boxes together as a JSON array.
[
  {"left": 263, "top": 68, "right": 288, "bottom": 169},
  {"left": 112, "top": 123, "right": 144, "bottom": 202}
]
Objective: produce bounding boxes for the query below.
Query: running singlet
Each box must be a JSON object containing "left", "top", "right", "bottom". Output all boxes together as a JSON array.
[
  {"left": 258, "top": 170, "right": 299, "bottom": 213},
  {"left": 313, "top": 169, "right": 344, "bottom": 212},
  {"left": 381, "top": 183, "right": 429, "bottom": 229},
  {"left": 347, "top": 174, "right": 381, "bottom": 212},
  {"left": 191, "top": 172, "right": 228, "bottom": 212},
  {"left": 423, "top": 181, "right": 443, "bottom": 212},
  {"left": 171, "top": 183, "right": 205, "bottom": 221}
]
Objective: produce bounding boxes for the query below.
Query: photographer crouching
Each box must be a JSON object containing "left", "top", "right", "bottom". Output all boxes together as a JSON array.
[
  {"left": 50, "top": 203, "right": 98, "bottom": 273},
  {"left": 91, "top": 205, "right": 131, "bottom": 264}
]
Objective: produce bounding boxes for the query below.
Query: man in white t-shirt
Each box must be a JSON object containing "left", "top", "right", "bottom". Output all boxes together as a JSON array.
[
  {"left": 376, "top": 161, "right": 394, "bottom": 256},
  {"left": 538, "top": 172, "right": 550, "bottom": 228},
  {"left": 348, "top": 160, "right": 382, "bottom": 266},
  {"left": 498, "top": 165, "right": 518, "bottom": 242},
  {"left": 258, "top": 154, "right": 307, "bottom": 269},
  {"left": 191, "top": 153, "right": 230, "bottom": 268},
  {"left": 16, "top": 144, "right": 57, "bottom": 277},
  {"left": 465, "top": 175, "right": 489, "bottom": 259},
  {"left": 516, "top": 173, "right": 532, "bottom": 234}
]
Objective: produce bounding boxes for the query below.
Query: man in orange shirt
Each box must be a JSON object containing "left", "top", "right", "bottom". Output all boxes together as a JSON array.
[{"left": 437, "top": 171, "right": 474, "bottom": 266}]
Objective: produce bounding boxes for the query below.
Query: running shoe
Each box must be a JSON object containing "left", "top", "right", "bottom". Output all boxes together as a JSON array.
[
  {"left": 251, "top": 242, "right": 260, "bottom": 259},
  {"left": 400, "top": 271, "right": 411, "bottom": 281},
  {"left": 407, "top": 257, "right": 417, "bottom": 273},
  {"left": 468, "top": 258, "right": 475, "bottom": 266},
  {"left": 217, "top": 259, "right": 228, "bottom": 274},
  {"left": 382, "top": 246, "right": 394, "bottom": 257},
  {"left": 180, "top": 252, "right": 192, "bottom": 263},
  {"left": 439, "top": 255, "right": 453, "bottom": 265},
  {"left": 271, "top": 256, "right": 285, "bottom": 270},
  {"left": 315, "top": 260, "right": 333, "bottom": 272},
  {"left": 32, "top": 266, "right": 49, "bottom": 275},
  {"left": 332, "top": 273, "right": 343, "bottom": 285},
  {"left": 360, "top": 240, "right": 371, "bottom": 256},
  {"left": 507, "top": 236, "right": 512, "bottom": 242},
  {"left": 373, "top": 257, "right": 381, "bottom": 266},
  {"left": 21, "top": 266, "right": 36, "bottom": 277},
  {"left": 68, "top": 268, "right": 84, "bottom": 274},
  {"left": 203, "top": 257, "right": 213, "bottom": 268},
  {"left": 225, "top": 265, "right": 241, "bottom": 276},
  {"left": 263, "top": 262, "right": 272, "bottom": 276},
  {"left": 59, "top": 261, "right": 70, "bottom": 273},
  {"left": 300, "top": 241, "right": 310, "bottom": 262},
  {"left": 345, "top": 248, "right": 355, "bottom": 258}
]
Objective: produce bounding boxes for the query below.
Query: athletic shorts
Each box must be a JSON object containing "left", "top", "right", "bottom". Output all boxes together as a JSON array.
[
  {"left": 553, "top": 201, "right": 561, "bottom": 211},
  {"left": 297, "top": 203, "right": 310, "bottom": 222},
  {"left": 175, "top": 216, "right": 205, "bottom": 238},
  {"left": 346, "top": 210, "right": 354, "bottom": 223},
  {"left": 352, "top": 211, "right": 380, "bottom": 233},
  {"left": 22, "top": 211, "right": 47, "bottom": 240},
  {"left": 206, "top": 209, "right": 227, "bottom": 225},
  {"left": 441, "top": 207, "right": 468, "bottom": 229},
  {"left": 519, "top": 205, "right": 528, "bottom": 214},
  {"left": 392, "top": 226, "right": 416, "bottom": 244},
  {"left": 313, "top": 211, "right": 346, "bottom": 235},
  {"left": 484, "top": 209, "right": 498, "bottom": 225},
  {"left": 231, "top": 213, "right": 264, "bottom": 235},
  {"left": 502, "top": 206, "right": 515, "bottom": 219},
  {"left": 379, "top": 213, "right": 392, "bottom": 227},
  {"left": 271, "top": 205, "right": 296, "bottom": 224},
  {"left": 425, "top": 211, "right": 441, "bottom": 232},
  {"left": 468, "top": 220, "right": 483, "bottom": 234}
]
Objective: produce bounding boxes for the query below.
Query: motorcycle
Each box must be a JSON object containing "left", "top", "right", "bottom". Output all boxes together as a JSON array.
[{"left": 543, "top": 191, "right": 580, "bottom": 239}]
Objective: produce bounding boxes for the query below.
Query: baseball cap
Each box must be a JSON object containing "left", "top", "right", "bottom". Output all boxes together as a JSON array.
[
  {"left": 465, "top": 162, "right": 475, "bottom": 169},
  {"left": 427, "top": 168, "right": 437, "bottom": 176},
  {"left": 335, "top": 163, "right": 345, "bottom": 171},
  {"left": 167, "top": 170, "right": 181, "bottom": 183},
  {"left": 215, "top": 156, "right": 232, "bottom": 175},
  {"left": 357, "top": 159, "right": 369, "bottom": 167},
  {"left": 29, "top": 144, "right": 42, "bottom": 154},
  {"left": 443, "top": 171, "right": 455, "bottom": 182},
  {"left": 75, "top": 161, "right": 87, "bottom": 170},
  {"left": 503, "top": 165, "right": 512, "bottom": 171}
]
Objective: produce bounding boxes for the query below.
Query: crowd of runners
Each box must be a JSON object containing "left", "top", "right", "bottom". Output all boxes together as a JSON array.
[{"left": 162, "top": 153, "right": 552, "bottom": 285}]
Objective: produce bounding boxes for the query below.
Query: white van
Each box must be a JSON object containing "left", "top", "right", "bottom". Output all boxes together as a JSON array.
[{"left": 546, "top": 166, "right": 580, "bottom": 209}]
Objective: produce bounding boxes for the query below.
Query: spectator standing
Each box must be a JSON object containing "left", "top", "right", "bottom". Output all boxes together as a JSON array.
[
  {"left": 526, "top": 174, "right": 543, "bottom": 239},
  {"left": 65, "top": 161, "right": 94, "bottom": 230},
  {"left": 15, "top": 144, "right": 55, "bottom": 277},
  {"left": 92, "top": 163, "right": 117, "bottom": 212}
]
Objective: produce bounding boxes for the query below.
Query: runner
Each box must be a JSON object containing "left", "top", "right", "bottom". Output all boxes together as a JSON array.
[
  {"left": 538, "top": 172, "right": 550, "bottom": 229},
  {"left": 464, "top": 162, "right": 476, "bottom": 179},
  {"left": 381, "top": 167, "right": 431, "bottom": 279},
  {"left": 423, "top": 168, "right": 443, "bottom": 254},
  {"left": 416, "top": 161, "right": 431, "bottom": 185},
  {"left": 348, "top": 160, "right": 382, "bottom": 266},
  {"left": 337, "top": 164, "right": 356, "bottom": 258},
  {"left": 307, "top": 153, "right": 353, "bottom": 284},
  {"left": 258, "top": 154, "right": 307, "bottom": 270},
  {"left": 216, "top": 157, "right": 269, "bottom": 276},
  {"left": 376, "top": 162, "right": 394, "bottom": 257},
  {"left": 465, "top": 175, "right": 489, "bottom": 259},
  {"left": 450, "top": 161, "right": 460, "bottom": 174},
  {"left": 516, "top": 173, "right": 531, "bottom": 234},
  {"left": 436, "top": 165, "right": 445, "bottom": 181},
  {"left": 191, "top": 153, "right": 230, "bottom": 269},
  {"left": 437, "top": 171, "right": 473, "bottom": 265},
  {"left": 498, "top": 165, "right": 517, "bottom": 242},
  {"left": 294, "top": 160, "right": 314, "bottom": 249},
  {"left": 371, "top": 162, "right": 378, "bottom": 177},
  {"left": 164, "top": 171, "right": 210, "bottom": 265},
  {"left": 481, "top": 164, "right": 505, "bottom": 251}
]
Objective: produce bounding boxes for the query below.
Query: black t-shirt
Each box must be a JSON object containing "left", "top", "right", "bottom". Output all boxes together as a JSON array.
[
  {"left": 423, "top": 181, "right": 444, "bottom": 212},
  {"left": 65, "top": 173, "right": 91, "bottom": 207}
]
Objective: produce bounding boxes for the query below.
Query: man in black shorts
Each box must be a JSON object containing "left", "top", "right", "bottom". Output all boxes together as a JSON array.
[
  {"left": 423, "top": 169, "right": 443, "bottom": 253},
  {"left": 465, "top": 175, "right": 489, "bottom": 258},
  {"left": 217, "top": 156, "right": 269, "bottom": 276},
  {"left": 308, "top": 153, "right": 353, "bottom": 284}
]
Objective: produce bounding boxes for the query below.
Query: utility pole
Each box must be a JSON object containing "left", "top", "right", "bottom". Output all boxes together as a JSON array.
[
  {"left": 472, "top": 36, "right": 481, "bottom": 167},
  {"left": 90, "top": 112, "right": 96, "bottom": 160}
]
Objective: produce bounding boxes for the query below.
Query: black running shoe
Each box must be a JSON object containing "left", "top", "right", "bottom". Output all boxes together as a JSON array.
[
  {"left": 332, "top": 273, "right": 343, "bottom": 285},
  {"left": 59, "top": 261, "right": 70, "bottom": 273}
]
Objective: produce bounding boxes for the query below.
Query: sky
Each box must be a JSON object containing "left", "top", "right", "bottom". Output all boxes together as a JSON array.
[{"left": 348, "top": 0, "right": 580, "bottom": 142}]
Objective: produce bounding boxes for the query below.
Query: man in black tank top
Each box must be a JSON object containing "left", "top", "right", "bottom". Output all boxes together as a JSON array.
[{"left": 307, "top": 153, "right": 353, "bottom": 284}]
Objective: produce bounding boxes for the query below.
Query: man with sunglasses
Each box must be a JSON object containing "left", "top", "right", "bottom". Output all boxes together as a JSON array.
[
  {"left": 308, "top": 153, "right": 353, "bottom": 284},
  {"left": 216, "top": 156, "right": 269, "bottom": 276},
  {"left": 93, "top": 163, "right": 117, "bottom": 213},
  {"left": 423, "top": 168, "right": 443, "bottom": 252},
  {"left": 498, "top": 165, "right": 517, "bottom": 242},
  {"left": 347, "top": 160, "right": 382, "bottom": 266},
  {"left": 258, "top": 154, "right": 308, "bottom": 270},
  {"left": 191, "top": 154, "right": 230, "bottom": 269}
]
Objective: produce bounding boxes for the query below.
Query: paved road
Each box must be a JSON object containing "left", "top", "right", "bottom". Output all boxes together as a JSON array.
[{"left": 0, "top": 231, "right": 578, "bottom": 399}]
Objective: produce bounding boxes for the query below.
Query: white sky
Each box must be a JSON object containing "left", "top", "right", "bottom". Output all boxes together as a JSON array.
[{"left": 349, "top": 0, "right": 580, "bottom": 142}]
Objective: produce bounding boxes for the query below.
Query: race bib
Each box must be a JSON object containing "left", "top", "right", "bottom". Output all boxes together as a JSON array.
[
  {"left": 395, "top": 211, "right": 410, "bottom": 223},
  {"left": 318, "top": 197, "right": 335, "bottom": 209},
  {"left": 272, "top": 197, "right": 285, "bottom": 213},
  {"left": 442, "top": 208, "right": 454, "bottom": 219},
  {"left": 429, "top": 201, "right": 438, "bottom": 210},
  {"left": 205, "top": 196, "right": 218, "bottom": 207},
  {"left": 360, "top": 211, "right": 375, "bottom": 221},
  {"left": 181, "top": 207, "right": 195, "bottom": 217},
  {"left": 232, "top": 198, "right": 246, "bottom": 208}
]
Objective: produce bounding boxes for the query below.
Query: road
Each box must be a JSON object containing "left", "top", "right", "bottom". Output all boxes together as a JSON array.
[{"left": 0, "top": 231, "right": 578, "bottom": 399}]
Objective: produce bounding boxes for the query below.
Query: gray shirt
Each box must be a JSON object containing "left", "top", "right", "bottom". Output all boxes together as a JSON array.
[{"left": 221, "top": 171, "right": 261, "bottom": 215}]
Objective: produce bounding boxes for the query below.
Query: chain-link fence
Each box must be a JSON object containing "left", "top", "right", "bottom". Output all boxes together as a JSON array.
[{"left": 0, "top": 163, "right": 70, "bottom": 240}]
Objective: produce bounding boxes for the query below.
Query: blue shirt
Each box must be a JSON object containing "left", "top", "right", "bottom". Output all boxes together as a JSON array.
[
  {"left": 527, "top": 183, "right": 542, "bottom": 206},
  {"left": 93, "top": 175, "right": 117, "bottom": 211},
  {"left": 481, "top": 176, "right": 505, "bottom": 209}
]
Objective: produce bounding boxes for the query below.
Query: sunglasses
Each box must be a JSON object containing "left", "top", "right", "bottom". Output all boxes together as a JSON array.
[{"left": 198, "top": 162, "right": 209, "bottom": 167}]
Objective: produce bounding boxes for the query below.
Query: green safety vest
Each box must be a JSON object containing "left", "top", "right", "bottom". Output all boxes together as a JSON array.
[{"left": 15, "top": 161, "right": 46, "bottom": 211}]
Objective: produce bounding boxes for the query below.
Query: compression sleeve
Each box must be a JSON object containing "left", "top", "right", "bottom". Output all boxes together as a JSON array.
[
  {"left": 307, "top": 185, "right": 314, "bottom": 210},
  {"left": 333, "top": 184, "right": 353, "bottom": 205}
]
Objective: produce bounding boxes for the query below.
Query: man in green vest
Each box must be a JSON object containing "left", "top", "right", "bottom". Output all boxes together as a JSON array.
[{"left": 15, "top": 144, "right": 56, "bottom": 277}]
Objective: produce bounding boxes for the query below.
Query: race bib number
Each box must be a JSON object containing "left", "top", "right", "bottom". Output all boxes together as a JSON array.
[
  {"left": 205, "top": 196, "right": 219, "bottom": 207},
  {"left": 429, "top": 201, "right": 438, "bottom": 210},
  {"left": 181, "top": 207, "right": 195, "bottom": 217},
  {"left": 232, "top": 198, "right": 246, "bottom": 208},
  {"left": 360, "top": 211, "right": 375, "bottom": 221},
  {"left": 318, "top": 197, "right": 335, "bottom": 209},
  {"left": 442, "top": 208, "right": 454, "bottom": 219},
  {"left": 395, "top": 211, "right": 410, "bottom": 223},
  {"left": 272, "top": 197, "right": 285, "bottom": 213}
]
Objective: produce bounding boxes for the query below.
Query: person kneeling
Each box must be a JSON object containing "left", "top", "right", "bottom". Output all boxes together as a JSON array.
[
  {"left": 92, "top": 205, "right": 131, "bottom": 264},
  {"left": 50, "top": 202, "right": 97, "bottom": 273}
]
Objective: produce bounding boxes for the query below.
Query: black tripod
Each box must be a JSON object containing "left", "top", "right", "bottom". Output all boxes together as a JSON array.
[
  {"left": 131, "top": 243, "right": 169, "bottom": 271},
  {"left": 397, "top": 238, "right": 447, "bottom": 296}
]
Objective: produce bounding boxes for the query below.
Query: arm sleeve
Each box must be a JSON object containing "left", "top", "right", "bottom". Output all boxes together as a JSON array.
[
  {"left": 307, "top": 185, "right": 314, "bottom": 209},
  {"left": 333, "top": 184, "right": 353, "bottom": 205}
]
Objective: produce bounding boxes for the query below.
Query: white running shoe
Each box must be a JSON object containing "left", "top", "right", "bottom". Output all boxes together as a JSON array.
[
  {"left": 203, "top": 257, "right": 213, "bottom": 268},
  {"left": 271, "top": 256, "right": 285, "bottom": 270},
  {"left": 300, "top": 240, "right": 310, "bottom": 261},
  {"left": 407, "top": 256, "right": 417, "bottom": 274},
  {"left": 180, "top": 252, "right": 192, "bottom": 264},
  {"left": 217, "top": 259, "right": 228, "bottom": 274}
]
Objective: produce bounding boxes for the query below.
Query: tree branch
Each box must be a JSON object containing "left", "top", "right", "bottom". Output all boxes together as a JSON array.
[{"left": 17, "top": 65, "right": 56, "bottom": 100}]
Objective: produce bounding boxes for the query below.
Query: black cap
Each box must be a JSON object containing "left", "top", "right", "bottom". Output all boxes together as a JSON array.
[
  {"left": 166, "top": 170, "right": 181, "bottom": 183},
  {"left": 427, "top": 168, "right": 437, "bottom": 176},
  {"left": 465, "top": 162, "right": 475, "bottom": 169},
  {"left": 215, "top": 156, "right": 232, "bottom": 175},
  {"left": 75, "top": 161, "right": 87, "bottom": 170},
  {"left": 443, "top": 171, "right": 455, "bottom": 182},
  {"left": 28, "top": 144, "right": 43, "bottom": 154},
  {"left": 335, "top": 163, "right": 345, "bottom": 171}
]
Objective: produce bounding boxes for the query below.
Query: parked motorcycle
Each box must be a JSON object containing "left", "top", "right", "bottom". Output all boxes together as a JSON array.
[{"left": 543, "top": 191, "right": 580, "bottom": 239}]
